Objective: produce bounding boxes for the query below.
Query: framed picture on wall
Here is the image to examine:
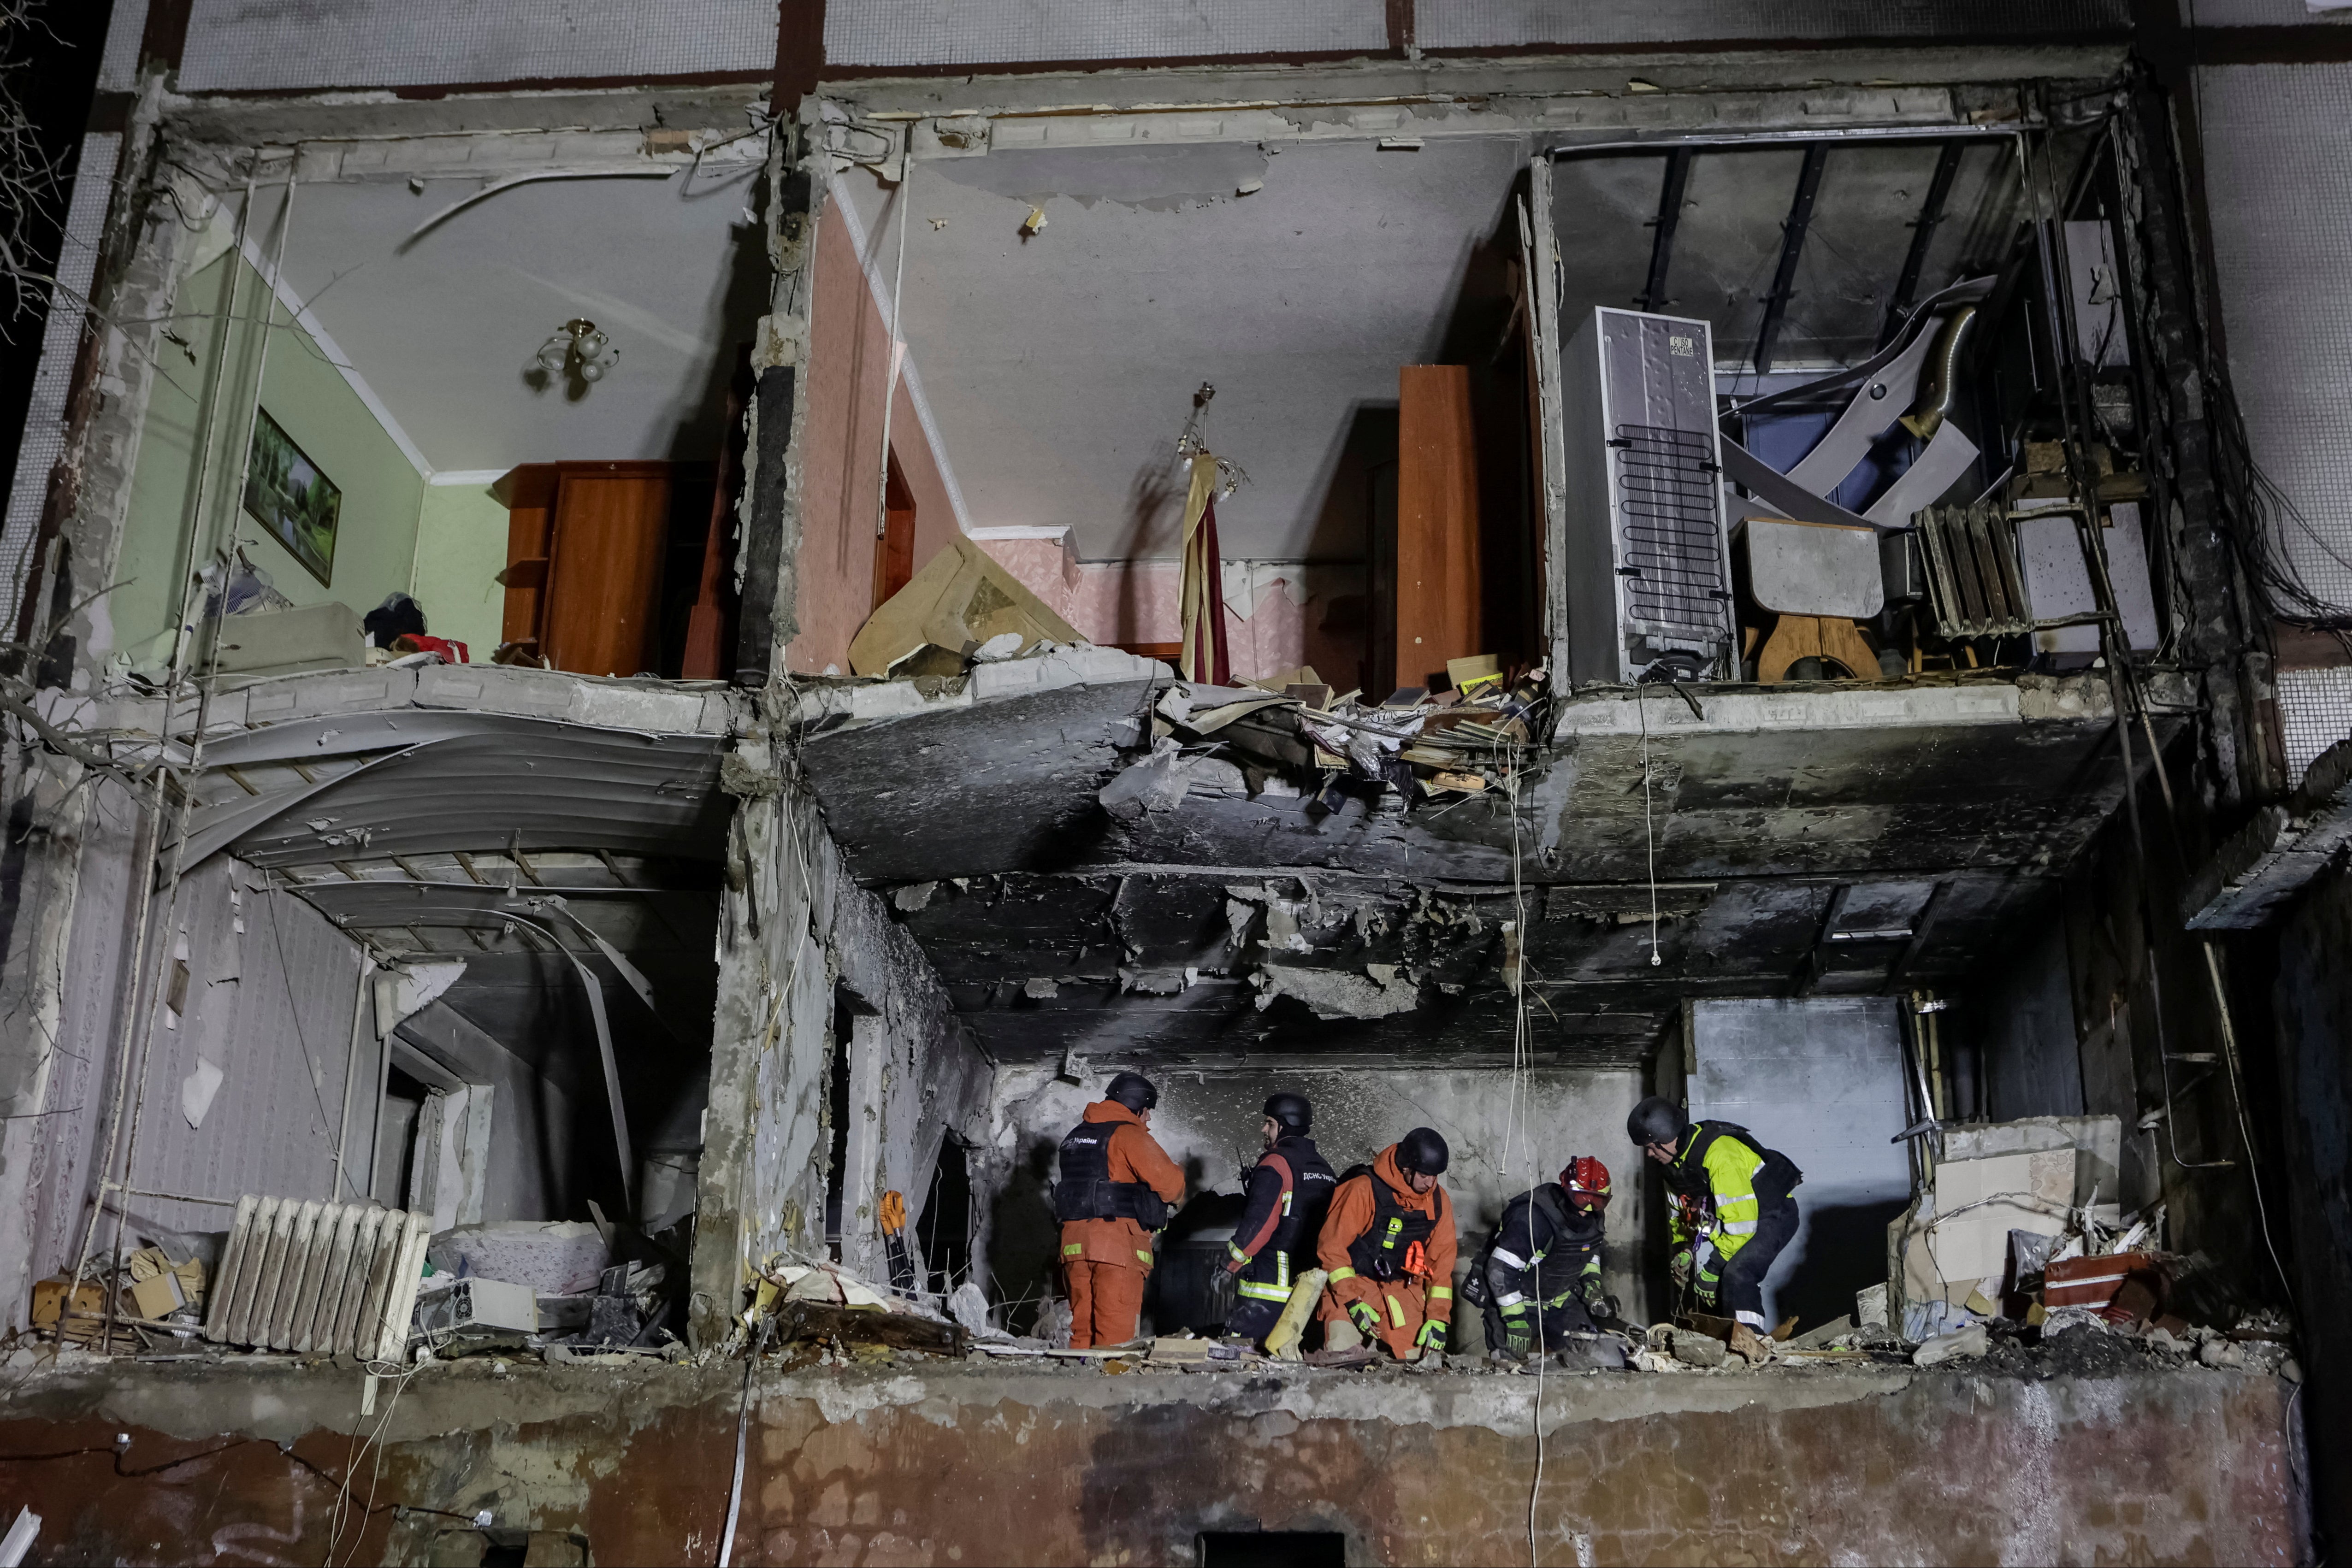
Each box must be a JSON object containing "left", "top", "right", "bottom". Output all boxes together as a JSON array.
[{"left": 241, "top": 408, "right": 339, "bottom": 586}]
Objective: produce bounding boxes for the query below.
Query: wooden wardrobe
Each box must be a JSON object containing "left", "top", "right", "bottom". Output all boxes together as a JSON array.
[{"left": 493, "top": 462, "right": 676, "bottom": 678}]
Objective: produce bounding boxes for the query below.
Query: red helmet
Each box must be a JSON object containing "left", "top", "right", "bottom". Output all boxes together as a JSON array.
[{"left": 1561, "top": 1156, "right": 1612, "bottom": 1211}]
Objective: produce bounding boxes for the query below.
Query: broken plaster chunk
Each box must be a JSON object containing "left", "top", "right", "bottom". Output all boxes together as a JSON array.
[
  {"left": 1023, "top": 976, "right": 1059, "bottom": 1000},
  {"left": 1235, "top": 178, "right": 1265, "bottom": 195},
  {"left": 892, "top": 882, "right": 937, "bottom": 914},
  {"left": 1912, "top": 1323, "right": 1990, "bottom": 1368},
  {"left": 972, "top": 631, "right": 1025, "bottom": 663},
  {"left": 1253, "top": 964, "right": 1418, "bottom": 1020},
  {"left": 1117, "top": 967, "right": 1187, "bottom": 996},
  {"left": 2198, "top": 1337, "right": 2246, "bottom": 1371}
]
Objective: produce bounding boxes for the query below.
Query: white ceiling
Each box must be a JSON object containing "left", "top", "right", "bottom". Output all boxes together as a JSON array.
[
  {"left": 841, "top": 136, "right": 1532, "bottom": 561},
  {"left": 258, "top": 164, "right": 767, "bottom": 474}
]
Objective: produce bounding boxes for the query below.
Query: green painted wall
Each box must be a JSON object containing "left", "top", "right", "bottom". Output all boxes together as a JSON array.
[
  {"left": 112, "top": 247, "right": 424, "bottom": 663},
  {"left": 411, "top": 482, "right": 510, "bottom": 659}
]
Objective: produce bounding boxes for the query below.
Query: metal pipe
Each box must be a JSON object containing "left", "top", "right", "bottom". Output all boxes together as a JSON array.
[
  {"left": 1546, "top": 126, "right": 2022, "bottom": 160},
  {"left": 69, "top": 161, "right": 261, "bottom": 1304},
  {"left": 871, "top": 130, "right": 911, "bottom": 542},
  {"left": 332, "top": 950, "right": 376, "bottom": 1201}
]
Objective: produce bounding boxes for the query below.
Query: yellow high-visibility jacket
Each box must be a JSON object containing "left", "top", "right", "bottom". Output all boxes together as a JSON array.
[{"left": 1666, "top": 1122, "right": 1798, "bottom": 1263}]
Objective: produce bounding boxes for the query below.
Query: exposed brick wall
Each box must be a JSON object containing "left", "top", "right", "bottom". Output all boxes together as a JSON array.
[{"left": 0, "top": 1361, "right": 2305, "bottom": 1564}]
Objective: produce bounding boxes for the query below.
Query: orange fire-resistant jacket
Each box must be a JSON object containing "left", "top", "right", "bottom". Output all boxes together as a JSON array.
[{"left": 1317, "top": 1143, "right": 1457, "bottom": 1327}]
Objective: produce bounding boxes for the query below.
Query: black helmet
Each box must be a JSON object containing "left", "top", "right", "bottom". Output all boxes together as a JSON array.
[
  {"left": 1105, "top": 1071, "right": 1158, "bottom": 1113},
  {"left": 1627, "top": 1096, "right": 1683, "bottom": 1149},
  {"left": 1396, "top": 1126, "right": 1449, "bottom": 1176},
  {"left": 1263, "top": 1092, "right": 1312, "bottom": 1133}
]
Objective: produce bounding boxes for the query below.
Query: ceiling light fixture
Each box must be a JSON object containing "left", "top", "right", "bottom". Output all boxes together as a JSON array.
[{"left": 534, "top": 318, "right": 619, "bottom": 385}]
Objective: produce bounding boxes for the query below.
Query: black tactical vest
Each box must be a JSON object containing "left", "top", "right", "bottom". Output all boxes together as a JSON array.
[
  {"left": 1259, "top": 1136, "right": 1338, "bottom": 1261},
  {"left": 1339, "top": 1165, "right": 1446, "bottom": 1281},
  {"left": 1053, "top": 1117, "right": 1169, "bottom": 1227}
]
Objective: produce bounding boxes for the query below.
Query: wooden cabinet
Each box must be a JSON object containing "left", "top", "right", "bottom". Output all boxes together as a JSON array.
[
  {"left": 1395, "top": 365, "right": 1483, "bottom": 690},
  {"left": 493, "top": 462, "right": 674, "bottom": 678}
]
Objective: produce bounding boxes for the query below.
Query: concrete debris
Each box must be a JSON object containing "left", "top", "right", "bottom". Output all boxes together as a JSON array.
[
  {"left": 1668, "top": 1328, "right": 1729, "bottom": 1368},
  {"left": 2198, "top": 1336, "right": 2247, "bottom": 1370},
  {"left": 1912, "top": 1324, "right": 1990, "bottom": 1367},
  {"left": 1789, "top": 1315, "right": 1855, "bottom": 1351},
  {"left": 893, "top": 881, "right": 938, "bottom": 913},
  {"left": 1024, "top": 976, "right": 1060, "bottom": 999},
  {"left": 717, "top": 751, "right": 782, "bottom": 799},
  {"left": 1099, "top": 743, "right": 1205, "bottom": 819},
  {"left": 948, "top": 1282, "right": 995, "bottom": 1340},
  {"left": 1252, "top": 963, "right": 1418, "bottom": 1019}
]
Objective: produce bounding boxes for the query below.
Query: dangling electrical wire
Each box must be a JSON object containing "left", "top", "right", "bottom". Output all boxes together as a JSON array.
[
  {"left": 1501, "top": 736, "right": 1546, "bottom": 1568},
  {"left": 1636, "top": 688, "right": 1663, "bottom": 967}
]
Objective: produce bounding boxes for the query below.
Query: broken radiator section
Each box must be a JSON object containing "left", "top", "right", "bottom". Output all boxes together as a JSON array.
[
  {"left": 203, "top": 1194, "right": 432, "bottom": 1361},
  {"left": 1560, "top": 307, "right": 1737, "bottom": 684},
  {"left": 1914, "top": 503, "right": 2033, "bottom": 637}
]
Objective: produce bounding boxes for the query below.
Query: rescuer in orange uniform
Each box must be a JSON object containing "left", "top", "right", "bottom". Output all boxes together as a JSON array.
[
  {"left": 1315, "top": 1127, "right": 1457, "bottom": 1360},
  {"left": 1053, "top": 1071, "right": 1187, "bottom": 1349}
]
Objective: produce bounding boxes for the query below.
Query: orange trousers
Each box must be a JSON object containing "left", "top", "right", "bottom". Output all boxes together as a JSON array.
[
  {"left": 1321, "top": 1278, "right": 1439, "bottom": 1359},
  {"left": 1066, "top": 1261, "right": 1148, "bottom": 1349}
]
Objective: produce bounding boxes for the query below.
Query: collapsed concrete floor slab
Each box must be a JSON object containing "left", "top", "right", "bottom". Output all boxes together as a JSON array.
[{"left": 0, "top": 1355, "right": 2305, "bottom": 1565}]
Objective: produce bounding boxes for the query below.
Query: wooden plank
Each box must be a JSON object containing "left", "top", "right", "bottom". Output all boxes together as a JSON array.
[
  {"left": 542, "top": 464, "right": 672, "bottom": 677},
  {"left": 1396, "top": 364, "right": 1482, "bottom": 690}
]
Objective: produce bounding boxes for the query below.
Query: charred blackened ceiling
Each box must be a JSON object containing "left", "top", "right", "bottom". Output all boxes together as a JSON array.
[{"left": 794, "top": 671, "right": 2171, "bottom": 1065}]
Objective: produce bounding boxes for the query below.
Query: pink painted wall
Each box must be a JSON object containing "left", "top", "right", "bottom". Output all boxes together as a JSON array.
[
  {"left": 787, "top": 203, "right": 960, "bottom": 676},
  {"left": 975, "top": 533, "right": 1370, "bottom": 690}
]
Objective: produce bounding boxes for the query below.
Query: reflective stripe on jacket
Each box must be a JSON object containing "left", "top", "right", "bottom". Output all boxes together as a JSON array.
[{"left": 1667, "top": 1121, "right": 1798, "bottom": 1263}]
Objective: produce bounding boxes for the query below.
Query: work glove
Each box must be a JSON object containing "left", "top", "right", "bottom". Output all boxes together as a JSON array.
[
  {"left": 1501, "top": 1308, "right": 1532, "bottom": 1357},
  {"left": 1587, "top": 1294, "right": 1620, "bottom": 1324},
  {"left": 1347, "top": 1299, "right": 1383, "bottom": 1341},
  {"left": 1669, "top": 1250, "right": 1692, "bottom": 1290},
  {"left": 1204, "top": 1267, "right": 1237, "bottom": 1323},
  {"left": 1416, "top": 1319, "right": 1447, "bottom": 1354}
]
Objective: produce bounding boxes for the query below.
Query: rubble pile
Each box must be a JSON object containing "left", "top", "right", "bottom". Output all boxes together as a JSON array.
[
  {"left": 28, "top": 1246, "right": 207, "bottom": 1354},
  {"left": 1132, "top": 657, "right": 1551, "bottom": 814}
]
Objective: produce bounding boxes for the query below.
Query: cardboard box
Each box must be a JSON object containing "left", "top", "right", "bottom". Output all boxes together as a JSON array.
[
  {"left": 30, "top": 1278, "right": 102, "bottom": 1329},
  {"left": 127, "top": 1270, "right": 186, "bottom": 1322}
]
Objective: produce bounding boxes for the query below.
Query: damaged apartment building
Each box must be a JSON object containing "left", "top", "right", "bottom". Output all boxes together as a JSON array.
[{"left": 0, "top": 1, "right": 2346, "bottom": 1563}]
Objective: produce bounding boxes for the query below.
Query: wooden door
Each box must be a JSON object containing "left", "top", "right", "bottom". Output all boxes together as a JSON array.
[
  {"left": 1396, "top": 365, "right": 1483, "bottom": 690},
  {"left": 541, "top": 463, "right": 671, "bottom": 677},
  {"left": 872, "top": 450, "right": 917, "bottom": 608}
]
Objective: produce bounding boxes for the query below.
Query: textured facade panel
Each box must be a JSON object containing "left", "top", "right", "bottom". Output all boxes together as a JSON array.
[
  {"left": 823, "top": 0, "right": 1385, "bottom": 67},
  {"left": 1415, "top": 0, "right": 2128, "bottom": 47},
  {"left": 2200, "top": 64, "right": 2352, "bottom": 617},
  {"left": 177, "top": 0, "right": 776, "bottom": 92},
  {"left": 96, "top": 0, "right": 149, "bottom": 93},
  {"left": 121, "top": 860, "right": 377, "bottom": 1244},
  {"left": 1, "top": 133, "right": 118, "bottom": 638},
  {"left": 2278, "top": 666, "right": 2352, "bottom": 787}
]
